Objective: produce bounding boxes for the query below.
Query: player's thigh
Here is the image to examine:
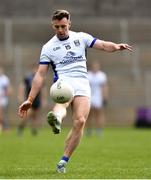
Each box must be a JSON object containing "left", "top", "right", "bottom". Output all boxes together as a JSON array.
[{"left": 72, "top": 96, "right": 90, "bottom": 120}]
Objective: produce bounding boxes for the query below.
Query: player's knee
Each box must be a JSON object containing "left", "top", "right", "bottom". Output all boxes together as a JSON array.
[{"left": 74, "top": 116, "right": 86, "bottom": 129}]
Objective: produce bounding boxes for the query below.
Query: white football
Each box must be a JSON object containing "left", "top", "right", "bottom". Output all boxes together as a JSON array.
[{"left": 50, "top": 79, "right": 74, "bottom": 104}]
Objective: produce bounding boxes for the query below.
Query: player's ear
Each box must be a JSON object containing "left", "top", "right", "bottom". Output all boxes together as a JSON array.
[
  {"left": 51, "top": 21, "right": 54, "bottom": 28},
  {"left": 68, "top": 20, "right": 71, "bottom": 28}
]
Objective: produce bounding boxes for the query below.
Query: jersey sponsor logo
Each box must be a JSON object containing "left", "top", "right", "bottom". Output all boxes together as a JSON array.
[
  {"left": 60, "top": 51, "right": 83, "bottom": 64},
  {"left": 74, "top": 40, "right": 80, "bottom": 46}
]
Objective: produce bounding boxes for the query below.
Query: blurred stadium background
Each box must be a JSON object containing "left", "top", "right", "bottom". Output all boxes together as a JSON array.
[{"left": 1, "top": 0, "right": 151, "bottom": 128}]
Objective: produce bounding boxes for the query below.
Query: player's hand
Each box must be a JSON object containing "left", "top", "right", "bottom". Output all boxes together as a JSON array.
[
  {"left": 18, "top": 97, "right": 33, "bottom": 118},
  {"left": 117, "top": 44, "right": 132, "bottom": 51}
]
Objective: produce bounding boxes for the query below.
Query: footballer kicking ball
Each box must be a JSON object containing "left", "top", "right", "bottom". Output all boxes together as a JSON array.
[{"left": 50, "top": 79, "right": 74, "bottom": 104}]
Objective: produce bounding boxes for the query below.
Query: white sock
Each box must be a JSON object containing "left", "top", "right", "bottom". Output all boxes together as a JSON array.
[{"left": 54, "top": 112, "right": 63, "bottom": 124}]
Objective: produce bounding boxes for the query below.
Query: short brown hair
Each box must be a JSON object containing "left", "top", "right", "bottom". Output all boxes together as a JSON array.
[{"left": 52, "top": 10, "right": 70, "bottom": 21}]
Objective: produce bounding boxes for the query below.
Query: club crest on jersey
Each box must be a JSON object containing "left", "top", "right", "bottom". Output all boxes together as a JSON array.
[{"left": 74, "top": 40, "right": 80, "bottom": 46}]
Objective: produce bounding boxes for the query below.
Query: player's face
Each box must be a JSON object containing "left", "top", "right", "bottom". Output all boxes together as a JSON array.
[{"left": 52, "top": 18, "right": 71, "bottom": 40}]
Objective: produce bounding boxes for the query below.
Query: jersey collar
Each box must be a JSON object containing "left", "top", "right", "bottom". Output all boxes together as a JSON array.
[{"left": 58, "top": 36, "right": 69, "bottom": 41}]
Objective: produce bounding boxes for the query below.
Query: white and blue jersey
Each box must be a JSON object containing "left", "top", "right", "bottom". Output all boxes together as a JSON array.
[
  {"left": 88, "top": 71, "right": 107, "bottom": 108},
  {"left": 39, "top": 30, "right": 97, "bottom": 81},
  {"left": 39, "top": 30, "right": 97, "bottom": 98},
  {"left": 0, "top": 74, "right": 10, "bottom": 107}
]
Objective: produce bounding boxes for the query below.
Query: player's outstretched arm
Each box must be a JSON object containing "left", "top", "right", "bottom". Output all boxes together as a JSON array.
[
  {"left": 18, "top": 64, "right": 49, "bottom": 118},
  {"left": 93, "top": 39, "right": 132, "bottom": 52}
]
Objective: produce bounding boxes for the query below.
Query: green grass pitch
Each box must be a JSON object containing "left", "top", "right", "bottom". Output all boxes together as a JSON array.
[{"left": 0, "top": 127, "right": 151, "bottom": 179}]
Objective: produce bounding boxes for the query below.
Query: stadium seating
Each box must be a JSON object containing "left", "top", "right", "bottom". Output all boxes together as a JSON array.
[{"left": 0, "top": 0, "right": 151, "bottom": 126}]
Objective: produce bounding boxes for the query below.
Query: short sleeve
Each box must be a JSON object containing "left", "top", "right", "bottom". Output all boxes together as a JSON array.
[
  {"left": 39, "top": 45, "right": 51, "bottom": 65},
  {"left": 80, "top": 32, "right": 97, "bottom": 48}
]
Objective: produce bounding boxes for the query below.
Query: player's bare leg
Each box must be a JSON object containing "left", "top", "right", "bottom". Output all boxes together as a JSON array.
[
  {"left": 31, "top": 109, "right": 40, "bottom": 135},
  {"left": 17, "top": 110, "right": 31, "bottom": 136},
  {"left": 86, "top": 108, "right": 95, "bottom": 136},
  {"left": 47, "top": 103, "right": 69, "bottom": 134},
  {"left": 56, "top": 96, "right": 90, "bottom": 173},
  {"left": 95, "top": 108, "right": 105, "bottom": 136}
]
